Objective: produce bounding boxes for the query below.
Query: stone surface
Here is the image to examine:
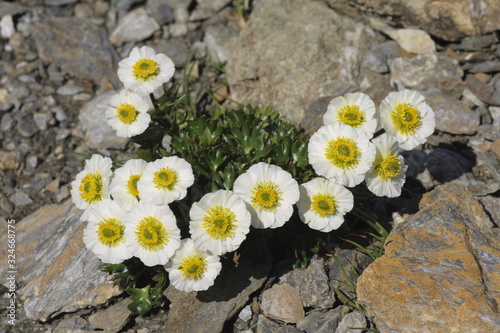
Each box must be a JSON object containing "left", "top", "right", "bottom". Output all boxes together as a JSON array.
[
  {"left": 1, "top": 201, "right": 123, "bottom": 322},
  {"left": 163, "top": 233, "right": 271, "bottom": 333},
  {"left": 88, "top": 298, "right": 132, "bottom": 332},
  {"left": 226, "top": 0, "right": 385, "bottom": 130},
  {"left": 78, "top": 90, "right": 129, "bottom": 150},
  {"left": 279, "top": 257, "right": 335, "bottom": 309},
  {"left": 388, "top": 53, "right": 463, "bottom": 90},
  {"left": 357, "top": 183, "right": 500, "bottom": 333},
  {"left": 421, "top": 89, "right": 480, "bottom": 135},
  {"left": 296, "top": 306, "right": 349, "bottom": 333},
  {"left": 109, "top": 7, "right": 160, "bottom": 46},
  {"left": 204, "top": 21, "right": 240, "bottom": 64},
  {"left": 383, "top": 28, "right": 435, "bottom": 54},
  {"left": 325, "top": 0, "right": 500, "bottom": 41},
  {"left": 260, "top": 283, "right": 305, "bottom": 324},
  {"left": 335, "top": 311, "right": 367, "bottom": 333}
]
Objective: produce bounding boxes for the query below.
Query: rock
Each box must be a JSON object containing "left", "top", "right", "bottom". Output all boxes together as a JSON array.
[
  {"left": 56, "top": 81, "right": 85, "bottom": 96},
  {"left": 190, "top": 0, "right": 232, "bottom": 21},
  {"left": 426, "top": 148, "right": 474, "bottom": 183},
  {"left": 1, "top": 15, "right": 15, "bottom": 39},
  {"left": 9, "top": 191, "right": 33, "bottom": 207},
  {"left": 256, "top": 314, "right": 302, "bottom": 333},
  {"left": 53, "top": 316, "right": 92, "bottom": 333},
  {"left": 4, "top": 201, "right": 123, "bottom": 322},
  {"left": 32, "top": 16, "right": 119, "bottom": 87},
  {"left": 388, "top": 53, "right": 463, "bottom": 90},
  {"left": 468, "top": 60, "right": 500, "bottom": 74},
  {"left": 450, "top": 33, "right": 498, "bottom": 51},
  {"left": 146, "top": 0, "right": 174, "bottom": 25},
  {"left": 16, "top": 119, "right": 39, "bottom": 138},
  {"left": 44, "top": 0, "right": 79, "bottom": 6},
  {"left": 335, "top": 311, "right": 367, "bottom": 333},
  {"left": 88, "top": 298, "right": 132, "bottom": 332},
  {"left": 362, "top": 41, "right": 401, "bottom": 74},
  {"left": 279, "top": 257, "right": 335, "bottom": 309},
  {"left": 478, "top": 196, "right": 500, "bottom": 228},
  {"left": 383, "top": 28, "right": 436, "bottom": 54},
  {"left": 0, "top": 2, "right": 27, "bottom": 17},
  {"left": 109, "top": 7, "right": 160, "bottom": 46},
  {"left": 421, "top": 89, "right": 480, "bottom": 135},
  {"left": 325, "top": 0, "right": 500, "bottom": 41},
  {"left": 357, "top": 183, "right": 500, "bottom": 333},
  {"left": 203, "top": 21, "right": 240, "bottom": 64},
  {"left": 163, "top": 233, "right": 271, "bottom": 333},
  {"left": 226, "top": 0, "right": 385, "bottom": 130},
  {"left": 296, "top": 306, "right": 349, "bottom": 333},
  {"left": 0, "top": 151, "right": 20, "bottom": 170},
  {"left": 153, "top": 38, "right": 189, "bottom": 68},
  {"left": 465, "top": 74, "right": 500, "bottom": 106},
  {"left": 78, "top": 91, "right": 129, "bottom": 150},
  {"left": 260, "top": 283, "right": 305, "bottom": 324}
]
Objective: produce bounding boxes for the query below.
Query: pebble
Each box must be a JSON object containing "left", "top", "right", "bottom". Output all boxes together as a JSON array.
[
  {"left": 260, "top": 283, "right": 305, "bottom": 323},
  {"left": 9, "top": 191, "right": 33, "bottom": 207},
  {"left": 362, "top": 41, "right": 400, "bottom": 73},
  {"left": 26, "top": 154, "right": 38, "bottom": 170},
  {"left": 0, "top": 15, "right": 15, "bottom": 39},
  {"left": 56, "top": 81, "right": 85, "bottom": 96},
  {"left": 385, "top": 28, "right": 436, "bottom": 54},
  {"left": 0, "top": 151, "right": 20, "bottom": 170},
  {"left": 88, "top": 298, "right": 132, "bottom": 332},
  {"left": 109, "top": 7, "right": 160, "bottom": 45},
  {"left": 203, "top": 21, "right": 240, "bottom": 63},
  {"left": 147, "top": 0, "right": 174, "bottom": 25},
  {"left": 33, "top": 112, "right": 51, "bottom": 131},
  {"left": 16, "top": 120, "right": 39, "bottom": 137},
  {"left": 56, "top": 185, "right": 69, "bottom": 203},
  {"left": 335, "top": 311, "right": 367, "bottom": 333},
  {"left": 52, "top": 107, "right": 68, "bottom": 122},
  {"left": 169, "top": 22, "right": 188, "bottom": 37},
  {"left": 1, "top": 113, "right": 15, "bottom": 131},
  {"left": 296, "top": 306, "right": 349, "bottom": 333}
]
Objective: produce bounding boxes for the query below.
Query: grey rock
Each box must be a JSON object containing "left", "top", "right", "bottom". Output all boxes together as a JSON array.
[
  {"left": 169, "top": 22, "right": 188, "bottom": 37},
  {"left": 47, "top": 63, "right": 65, "bottom": 83},
  {"left": 16, "top": 120, "right": 39, "bottom": 138},
  {"left": 226, "top": 0, "right": 385, "bottom": 130},
  {"left": 25, "top": 154, "right": 38, "bottom": 170},
  {"left": 53, "top": 316, "right": 91, "bottom": 333},
  {"left": 18, "top": 74, "right": 36, "bottom": 84},
  {"left": 279, "top": 257, "right": 335, "bottom": 309},
  {"left": 163, "top": 233, "right": 271, "bottom": 333},
  {"left": 384, "top": 28, "right": 436, "bottom": 54},
  {"left": 388, "top": 53, "right": 463, "bottom": 90},
  {"left": 203, "top": 21, "right": 240, "bottom": 63},
  {"left": 426, "top": 148, "right": 474, "bottom": 183},
  {"left": 0, "top": 2, "right": 27, "bottom": 17},
  {"left": 357, "top": 184, "right": 500, "bottom": 333},
  {"left": 1, "top": 15, "right": 15, "bottom": 39},
  {"left": 56, "top": 185, "right": 70, "bottom": 203},
  {"left": 325, "top": 0, "right": 500, "bottom": 42},
  {"left": 6, "top": 201, "right": 123, "bottom": 322},
  {"left": 478, "top": 196, "right": 500, "bottom": 228},
  {"left": 56, "top": 81, "right": 85, "bottom": 96},
  {"left": 190, "top": 0, "right": 232, "bottom": 21},
  {"left": 296, "top": 306, "right": 350, "bottom": 333},
  {"left": 147, "top": 0, "right": 174, "bottom": 25},
  {"left": 78, "top": 91, "right": 129, "bottom": 150},
  {"left": 450, "top": 33, "right": 499, "bottom": 51},
  {"left": 153, "top": 38, "right": 189, "bottom": 68},
  {"left": 468, "top": 60, "right": 500, "bottom": 73},
  {"left": 32, "top": 16, "right": 119, "bottom": 87},
  {"left": 0, "top": 113, "right": 15, "bottom": 131},
  {"left": 52, "top": 107, "right": 68, "bottom": 122},
  {"left": 9, "top": 191, "right": 33, "bottom": 207},
  {"left": 44, "top": 0, "right": 79, "bottom": 6},
  {"left": 109, "top": 7, "right": 160, "bottom": 46},
  {"left": 88, "top": 299, "right": 132, "bottom": 332},
  {"left": 421, "top": 89, "right": 480, "bottom": 134},
  {"left": 33, "top": 112, "right": 51, "bottom": 131},
  {"left": 0, "top": 192, "right": 14, "bottom": 215},
  {"left": 362, "top": 41, "right": 401, "bottom": 74},
  {"left": 256, "top": 315, "right": 303, "bottom": 333},
  {"left": 465, "top": 74, "right": 500, "bottom": 106},
  {"left": 260, "top": 283, "right": 305, "bottom": 323},
  {"left": 8, "top": 85, "right": 30, "bottom": 104},
  {"left": 335, "top": 311, "right": 367, "bottom": 333},
  {"left": 328, "top": 249, "right": 373, "bottom": 300}
]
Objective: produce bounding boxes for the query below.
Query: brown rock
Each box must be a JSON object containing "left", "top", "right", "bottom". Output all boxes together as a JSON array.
[
  {"left": 357, "top": 183, "right": 500, "bottom": 333},
  {"left": 325, "top": 0, "right": 500, "bottom": 42},
  {"left": 88, "top": 298, "right": 132, "bottom": 332},
  {"left": 260, "top": 283, "right": 305, "bottom": 323}
]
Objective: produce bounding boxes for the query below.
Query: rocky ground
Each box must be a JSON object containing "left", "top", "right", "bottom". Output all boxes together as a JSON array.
[{"left": 1, "top": 0, "right": 500, "bottom": 332}]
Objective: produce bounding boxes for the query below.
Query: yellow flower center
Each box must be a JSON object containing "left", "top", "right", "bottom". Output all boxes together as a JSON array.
[
  {"left": 336, "top": 105, "right": 366, "bottom": 128},
  {"left": 135, "top": 216, "right": 168, "bottom": 251},
  {"left": 311, "top": 193, "right": 337, "bottom": 217},
  {"left": 179, "top": 255, "right": 206, "bottom": 280},
  {"left": 126, "top": 174, "right": 141, "bottom": 198},
  {"left": 132, "top": 59, "right": 160, "bottom": 81},
  {"left": 324, "top": 137, "right": 361, "bottom": 169},
  {"left": 153, "top": 167, "right": 178, "bottom": 190},
  {"left": 116, "top": 103, "right": 138, "bottom": 124},
  {"left": 374, "top": 154, "right": 401, "bottom": 180},
  {"left": 202, "top": 205, "right": 237, "bottom": 240},
  {"left": 97, "top": 218, "right": 125, "bottom": 247},
  {"left": 79, "top": 172, "right": 103, "bottom": 204},
  {"left": 390, "top": 103, "right": 422, "bottom": 135},
  {"left": 250, "top": 181, "right": 282, "bottom": 212}
]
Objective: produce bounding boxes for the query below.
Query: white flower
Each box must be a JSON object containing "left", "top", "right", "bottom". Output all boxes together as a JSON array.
[
  {"left": 105, "top": 89, "right": 151, "bottom": 138},
  {"left": 297, "top": 178, "right": 354, "bottom": 232},
  {"left": 165, "top": 238, "right": 222, "bottom": 293},
  {"left": 117, "top": 46, "right": 175, "bottom": 96},
  {"left": 71, "top": 154, "right": 113, "bottom": 221},
  {"left": 189, "top": 190, "right": 251, "bottom": 256},
  {"left": 233, "top": 162, "right": 299, "bottom": 229},
  {"left": 308, "top": 123, "right": 376, "bottom": 187},
  {"left": 323, "top": 92, "right": 377, "bottom": 138},
  {"left": 365, "top": 133, "right": 408, "bottom": 198},
  {"left": 125, "top": 202, "right": 181, "bottom": 266},
  {"left": 137, "top": 156, "right": 195, "bottom": 205},
  {"left": 110, "top": 159, "right": 147, "bottom": 211},
  {"left": 379, "top": 89, "right": 435, "bottom": 150},
  {"left": 83, "top": 199, "right": 132, "bottom": 264}
]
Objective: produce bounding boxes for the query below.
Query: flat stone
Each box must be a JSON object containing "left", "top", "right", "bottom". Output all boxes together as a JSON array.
[
  {"left": 189, "top": 0, "right": 232, "bottom": 21},
  {"left": 450, "top": 33, "right": 498, "bottom": 51},
  {"left": 3, "top": 201, "right": 123, "bottom": 322},
  {"left": 16, "top": 120, "right": 39, "bottom": 138},
  {"left": 147, "top": 0, "right": 174, "bottom": 25},
  {"left": 296, "top": 306, "right": 349, "bottom": 333},
  {"left": 109, "top": 7, "right": 160, "bottom": 45},
  {"left": 325, "top": 0, "right": 500, "bottom": 41},
  {"left": 362, "top": 41, "right": 401, "bottom": 74},
  {"left": 88, "top": 298, "right": 132, "bottom": 332},
  {"left": 384, "top": 28, "right": 436, "bottom": 54},
  {"left": 78, "top": 91, "right": 129, "bottom": 150},
  {"left": 32, "top": 16, "right": 119, "bottom": 87},
  {"left": 226, "top": 0, "right": 385, "bottom": 131},
  {"left": 9, "top": 191, "right": 33, "bottom": 207},
  {"left": 357, "top": 183, "right": 500, "bottom": 333},
  {"left": 335, "top": 311, "right": 367, "bottom": 333},
  {"left": 465, "top": 74, "right": 500, "bottom": 106},
  {"left": 478, "top": 196, "right": 500, "bottom": 228},
  {"left": 203, "top": 21, "right": 240, "bottom": 64},
  {"left": 56, "top": 81, "right": 85, "bottom": 96},
  {"left": 388, "top": 53, "right": 463, "bottom": 90},
  {"left": 260, "top": 283, "right": 305, "bottom": 323},
  {"left": 279, "top": 257, "right": 335, "bottom": 309},
  {"left": 421, "top": 89, "right": 480, "bottom": 134},
  {"left": 0, "top": 2, "right": 27, "bottom": 17}
]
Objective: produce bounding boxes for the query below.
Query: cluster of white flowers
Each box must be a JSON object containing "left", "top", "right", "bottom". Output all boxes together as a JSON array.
[{"left": 71, "top": 46, "right": 435, "bottom": 293}]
